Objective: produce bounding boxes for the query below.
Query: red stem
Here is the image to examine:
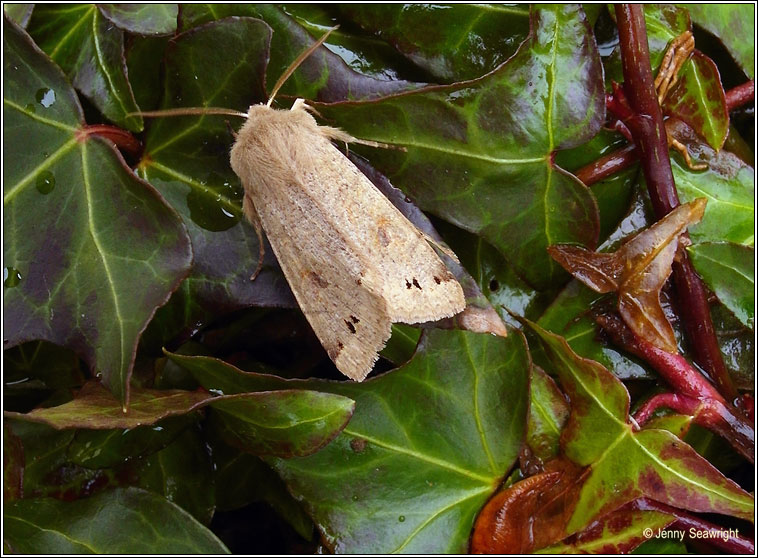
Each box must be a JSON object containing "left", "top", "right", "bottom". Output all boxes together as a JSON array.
[
  {"left": 614, "top": 4, "right": 737, "bottom": 403},
  {"left": 578, "top": 79, "right": 756, "bottom": 187},
  {"left": 726, "top": 79, "right": 754, "bottom": 112},
  {"left": 76, "top": 125, "right": 142, "bottom": 158}
]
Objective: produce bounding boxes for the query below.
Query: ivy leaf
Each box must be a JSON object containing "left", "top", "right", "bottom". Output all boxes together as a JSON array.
[
  {"left": 3, "top": 19, "right": 193, "bottom": 405},
  {"left": 526, "top": 321, "right": 754, "bottom": 532},
  {"left": 527, "top": 365, "right": 569, "bottom": 463},
  {"left": 668, "top": 120, "right": 755, "bottom": 246},
  {"left": 336, "top": 4, "right": 531, "bottom": 82},
  {"left": 5, "top": 381, "right": 354, "bottom": 459},
  {"left": 548, "top": 198, "right": 706, "bottom": 353},
  {"left": 317, "top": 4, "right": 603, "bottom": 289},
  {"left": 26, "top": 4, "right": 143, "bottom": 131},
  {"left": 169, "top": 329, "right": 530, "bottom": 553},
  {"left": 664, "top": 51, "right": 728, "bottom": 151},
  {"left": 98, "top": 4, "right": 178, "bottom": 35},
  {"left": 688, "top": 242, "right": 754, "bottom": 330},
  {"left": 178, "top": 4, "right": 419, "bottom": 102},
  {"left": 3, "top": 487, "right": 230, "bottom": 554},
  {"left": 683, "top": 4, "right": 755, "bottom": 78},
  {"left": 4, "top": 4, "right": 33, "bottom": 27}
]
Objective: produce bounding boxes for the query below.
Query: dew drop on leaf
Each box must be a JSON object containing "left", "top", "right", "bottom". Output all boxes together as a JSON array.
[
  {"left": 24, "top": 102, "right": 35, "bottom": 113},
  {"left": 3, "top": 267, "right": 22, "bottom": 288},
  {"left": 35, "top": 171, "right": 55, "bottom": 195},
  {"left": 398, "top": 515, "right": 406, "bottom": 522},
  {"left": 35, "top": 87, "right": 56, "bottom": 108}
]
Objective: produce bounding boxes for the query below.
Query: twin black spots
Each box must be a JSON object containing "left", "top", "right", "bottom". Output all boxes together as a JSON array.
[
  {"left": 344, "top": 314, "right": 360, "bottom": 334},
  {"left": 405, "top": 277, "right": 423, "bottom": 290}
]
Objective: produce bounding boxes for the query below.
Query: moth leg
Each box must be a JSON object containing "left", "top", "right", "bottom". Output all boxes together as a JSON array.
[
  {"left": 318, "top": 125, "right": 407, "bottom": 151},
  {"left": 225, "top": 119, "right": 238, "bottom": 140},
  {"left": 243, "top": 193, "right": 266, "bottom": 281}
]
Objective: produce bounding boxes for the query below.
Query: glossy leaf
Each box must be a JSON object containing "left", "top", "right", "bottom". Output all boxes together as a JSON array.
[
  {"left": 548, "top": 198, "right": 706, "bottom": 353},
  {"left": 317, "top": 4, "right": 603, "bottom": 289},
  {"left": 527, "top": 321, "right": 754, "bottom": 532},
  {"left": 6, "top": 381, "right": 354, "bottom": 458},
  {"left": 688, "top": 242, "right": 754, "bottom": 330},
  {"left": 130, "top": 426, "right": 216, "bottom": 524},
  {"left": 98, "top": 4, "right": 178, "bottom": 35},
  {"left": 684, "top": 4, "right": 755, "bottom": 78},
  {"left": 26, "top": 4, "right": 143, "bottom": 131},
  {"left": 527, "top": 365, "right": 569, "bottom": 462},
  {"left": 4, "top": 4, "right": 33, "bottom": 27},
  {"left": 170, "top": 329, "right": 530, "bottom": 553},
  {"left": 3, "top": 487, "right": 229, "bottom": 554},
  {"left": 3, "top": 19, "right": 193, "bottom": 405},
  {"left": 336, "top": 4, "right": 531, "bottom": 82},
  {"left": 208, "top": 391, "right": 355, "bottom": 458},
  {"left": 177, "top": 4, "right": 418, "bottom": 102},
  {"left": 664, "top": 52, "right": 729, "bottom": 150},
  {"left": 668, "top": 124, "right": 755, "bottom": 246},
  {"left": 538, "top": 506, "right": 675, "bottom": 554},
  {"left": 271, "top": 331, "right": 530, "bottom": 553}
]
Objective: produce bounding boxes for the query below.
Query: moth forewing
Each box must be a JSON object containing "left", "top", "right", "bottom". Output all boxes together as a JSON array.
[{"left": 230, "top": 103, "right": 465, "bottom": 380}]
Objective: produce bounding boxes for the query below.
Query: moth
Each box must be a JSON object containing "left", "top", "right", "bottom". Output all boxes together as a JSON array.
[{"left": 141, "top": 29, "right": 466, "bottom": 380}]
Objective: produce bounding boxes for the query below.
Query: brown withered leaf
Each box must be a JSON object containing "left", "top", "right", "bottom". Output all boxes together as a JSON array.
[{"left": 548, "top": 198, "right": 706, "bottom": 353}]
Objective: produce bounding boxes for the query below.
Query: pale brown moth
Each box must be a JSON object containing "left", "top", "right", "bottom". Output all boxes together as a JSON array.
[{"left": 140, "top": 28, "right": 466, "bottom": 381}]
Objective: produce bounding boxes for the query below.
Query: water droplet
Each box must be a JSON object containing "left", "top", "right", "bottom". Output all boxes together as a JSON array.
[
  {"left": 3, "top": 267, "right": 22, "bottom": 288},
  {"left": 24, "top": 102, "right": 36, "bottom": 113},
  {"left": 398, "top": 515, "right": 406, "bottom": 522},
  {"left": 35, "top": 170, "right": 55, "bottom": 194},
  {"left": 185, "top": 176, "right": 242, "bottom": 232},
  {"left": 351, "top": 494, "right": 359, "bottom": 501},
  {"left": 35, "top": 87, "right": 56, "bottom": 108}
]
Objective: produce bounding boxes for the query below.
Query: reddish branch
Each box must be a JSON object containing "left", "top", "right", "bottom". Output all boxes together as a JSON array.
[
  {"left": 76, "top": 125, "right": 142, "bottom": 158},
  {"left": 597, "top": 314, "right": 754, "bottom": 462},
  {"left": 726, "top": 79, "right": 755, "bottom": 112},
  {"left": 610, "top": 4, "right": 738, "bottom": 403}
]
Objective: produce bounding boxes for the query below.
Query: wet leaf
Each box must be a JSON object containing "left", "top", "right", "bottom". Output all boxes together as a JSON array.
[
  {"left": 668, "top": 121, "right": 755, "bottom": 246},
  {"left": 3, "top": 19, "right": 193, "bottom": 405},
  {"left": 336, "top": 4, "right": 531, "bottom": 82},
  {"left": 527, "top": 365, "right": 570, "bottom": 462},
  {"left": 178, "top": 4, "right": 418, "bottom": 102},
  {"left": 129, "top": 425, "right": 215, "bottom": 524},
  {"left": 684, "top": 4, "right": 755, "bottom": 78},
  {"left": 169, "top": 329, "right": 529, "bottom": 553},
  {"left": 688, "top": 242, "right": 754, "bottom": 330},
  {"left": 99, "top": 4, "right": 178, "bottom": 35},
  {"left": 548, "top": 198, "right": 706, "bottom": 353},
  {"left": 537, "top": 504, "right": 675, "bottom": 554},
  {"left": 3, "top": 487, "right": 229, "bottom": 554},
  {"left": 208, "top": 390, "right": 355, "bottom": 458},
  {"left": 6, "top": 381, "right": 354, "bottom": 458},
  {"left": 211, "top": 436, "right": 314, "bottom": 540},
  {"left": 527, "top": 321, "right": 754, "bottom": 532},
  {"left": 316, "top": 4, "right": 603, "bottom": 289},
  {"left": 664, "top": 52, "right": 729, "bottom": 151},
  {"left": 4, "top": 4, "right": 33, "bottom": 27},
  {"left": 26, "top": 4, "right": 143, "bottom": 131},
  {"left": 271, "top": 330, "right": 529, "bottom": 553}
]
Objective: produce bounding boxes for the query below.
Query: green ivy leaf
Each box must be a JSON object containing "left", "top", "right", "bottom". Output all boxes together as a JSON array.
[
  {"left": 527, "top": 365, "right": 569, "bottom": 462},
  {"left": 4, "top": 4, "right": 33, "bottom": 27},
  {"left": 3, "top": 19, "right": 193, "bottom": 405},
  {"left": 3, "top": 487, "right": 230, "bottom": 554},
  {"left": 272, "top": 330, "right": 529, "bottom": 553},
  {"left": 26, "top": 4, "right": 143, "bottom": 131},
  {"left": 688, "top": 242, "right": 754, "bottom": 330},
  {"left": 684, "top": 4, "right": 755, "bottom": 78},
  {"left": 526, "top": 320, "right": 754, "bottom": 534},
  {"left": 98, "top": 4, "right": 178, "bottom": 35},
  {"left": 318, "top": 4, "right": 603, "bottom": 289},
  {"left": 178, "top": 4, "right": 419, "bottom": 102},
  {"left": 335, "top": 4, "right": 531, "bottom": 82}
]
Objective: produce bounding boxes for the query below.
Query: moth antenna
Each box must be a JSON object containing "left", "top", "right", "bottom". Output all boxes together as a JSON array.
[
  {"left": 266, "top": 25, "right": 339, "bottom": 107},
  {"left": 129, "top": 107, "right": 249, "bottom": 119}
]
